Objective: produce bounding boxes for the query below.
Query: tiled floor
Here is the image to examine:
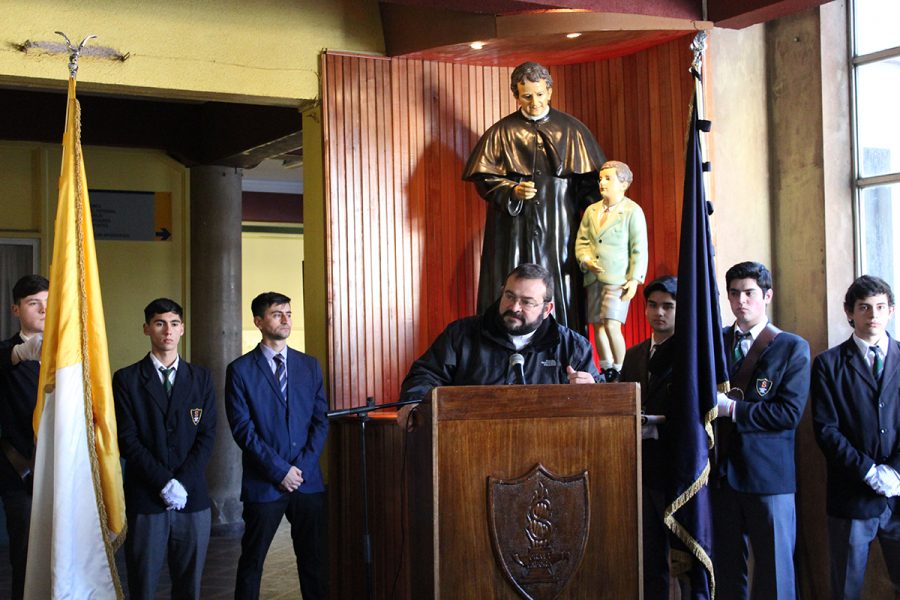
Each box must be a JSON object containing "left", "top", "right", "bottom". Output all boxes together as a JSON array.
[{"left": 0, "top": 520, "right": 302, "bottom": 599}]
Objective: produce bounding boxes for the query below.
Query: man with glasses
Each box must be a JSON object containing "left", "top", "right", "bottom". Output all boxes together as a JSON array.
[{"left": 399, "top": 263, "right": 601, "bottom": 402}]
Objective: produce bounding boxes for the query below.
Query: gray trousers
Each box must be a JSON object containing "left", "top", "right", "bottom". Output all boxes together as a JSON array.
[
  {"left": 124, "top": 508, "right": 211, "bottom": 600},
  {"left": 828, "top": 504, "right": 900, "bottom": 600},
  {"left": 712, "top": 483, "right": 797, "bottom": 600}
]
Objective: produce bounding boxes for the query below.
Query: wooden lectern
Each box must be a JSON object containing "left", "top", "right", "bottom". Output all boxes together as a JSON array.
[{"left": 407, "top": 383, "right": 642, "bottom": 599}]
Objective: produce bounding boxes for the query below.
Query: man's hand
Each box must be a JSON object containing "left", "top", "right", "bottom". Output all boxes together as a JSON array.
[
  {"left": 514, "top": 181, "right": 537, "bottom": 201},
  {"left": 566, "top": 365, "right": 595, "bottom": 384},
  {"left": 716, "top": 392, "right": 735, "bottom": 420},
  {"left": 280, "top": 466, "right": 304, "bottom": 493},
  {"left": 11, "top": 334, "right": 42, "bottom": 365},
  {"left": 621, "top": 280, "right": 639, "bottom": 302}
]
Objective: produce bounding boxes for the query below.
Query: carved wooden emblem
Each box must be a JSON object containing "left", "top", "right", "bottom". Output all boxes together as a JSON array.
[{"left": 487, "top": 464, "right": 590, "bottom": 600}]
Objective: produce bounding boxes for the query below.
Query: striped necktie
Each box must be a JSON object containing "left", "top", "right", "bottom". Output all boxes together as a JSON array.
[
  {"left": 733, "top": 331, "right": 752, "bottom": 363},
  {"left": 274, "top": 354, "right": 287, "bottom": 400},
  {"left": 159, "top": 366, "right": 174, "bottom": 398},
  {"left": 870, "top": 346, "right": 884, "bottom": 380}
]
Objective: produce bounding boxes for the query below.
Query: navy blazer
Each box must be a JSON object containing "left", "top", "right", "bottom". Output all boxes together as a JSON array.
[
  {"left": 225, "top": 345, "right": 328, "bottom": 503},
  {"left": 719, "top": 326, "right": 810, "bottom": 494},
  {"left": 113, "top": 355, "right": 217, "bottom": 514},
  {"left": 812, "top": 336, "right": 900, "bottom": 519},
  {"left": 0, "top": 334, "right": 39, "bottom": 493}
]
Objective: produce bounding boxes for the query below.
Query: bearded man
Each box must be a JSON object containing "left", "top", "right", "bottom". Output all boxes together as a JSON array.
[{"left": 399, "top": 263, "right": 601, "bottom": 402}]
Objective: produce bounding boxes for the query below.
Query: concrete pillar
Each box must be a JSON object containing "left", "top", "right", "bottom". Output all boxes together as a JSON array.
[
  {"left": 190, "top": 165, "right": 244, "bottom": 534},
  {"left": 766, "top": 4, "right": 857, "bottom": 597}
]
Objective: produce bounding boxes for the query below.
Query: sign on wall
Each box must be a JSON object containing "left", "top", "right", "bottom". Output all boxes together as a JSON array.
[{"left": 89, "top": 190, "right": 172, "bottom": 241}]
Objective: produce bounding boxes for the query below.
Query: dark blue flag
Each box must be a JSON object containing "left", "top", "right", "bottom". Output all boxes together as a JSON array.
[{"left": 663, "top": 82, "right": 729, "bottom": 600}]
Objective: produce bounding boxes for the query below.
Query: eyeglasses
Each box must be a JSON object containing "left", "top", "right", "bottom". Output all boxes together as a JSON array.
[{"left": 502, "top": 290, "right": 547, "bottom": 311}]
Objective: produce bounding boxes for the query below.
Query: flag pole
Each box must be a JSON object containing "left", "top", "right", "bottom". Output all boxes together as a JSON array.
[
  {"left": 25, "top": 33, "right": 127, "bottom": 600},
  {"left": 660, "top": 29, "right": 728, "bottom": 600}
]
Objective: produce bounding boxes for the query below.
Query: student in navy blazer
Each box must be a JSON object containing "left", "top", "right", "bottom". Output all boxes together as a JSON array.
[
  {"left": 713, "top": 262, "right": 810, "bottom": 600},
  {"left": 226, "top": 291, "right": 328, "bottom": 600},
  {"left": 113, "top": 298, "right": 216, "bottom": 600},
  {"left": 812, "top": 275, "right": 900, "bottom": 598},
  {"left": 0, "top": 275, "right": 48, "bottom": 600}
]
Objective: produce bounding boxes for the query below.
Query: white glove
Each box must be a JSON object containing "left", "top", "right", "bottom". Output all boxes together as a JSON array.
[
  {"left": 641, "top": 424, "right": 659, "bottom": 440},
  {"left": 864, "top": 464, "right": 881, "bottom": 494},
  {"left": 716, "top": 392, "right": 735, "bottom": 420},
  {"left": 864, "top": 464, "right": 900, "bottom": 497},
  {"left": 11, "top": 334, "right": 42, "bottom": 365},
  {"left": 160, "top": 478, "right": 188, "bottom": 510},
  {"left": 877, "top": 465, "right": 900, "bottom": 497}
]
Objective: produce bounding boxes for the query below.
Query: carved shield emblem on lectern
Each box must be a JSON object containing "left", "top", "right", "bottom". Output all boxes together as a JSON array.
[{"left": 487, "top": 464, "right": 590, "bottom": 600}]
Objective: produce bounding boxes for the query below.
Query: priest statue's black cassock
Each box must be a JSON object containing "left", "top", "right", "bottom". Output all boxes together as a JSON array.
[{"left": 463, "top": 105, "right": 606, "bottom": 334}]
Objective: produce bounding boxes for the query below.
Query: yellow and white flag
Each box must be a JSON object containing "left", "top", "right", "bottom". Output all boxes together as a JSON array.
[{"left": 25, "top": 77, "right": 127, "bottom": 599}]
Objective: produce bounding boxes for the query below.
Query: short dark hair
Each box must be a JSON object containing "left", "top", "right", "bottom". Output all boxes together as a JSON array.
[
  {"left": 600, "top": 160, "right": 633, "bottom": 186},
  {"left": 643, "top": 275, "right": 677, "bottom": 300},
  {"left": 12, "top": 275, "right": 49, "bottom": 304},
  {"left": 144, "top": 298, "right": 183, "bottom": 323},
  {"left": 510, "top": 62, "right": 552, "bottom": 97},
  {"left": 725, "top": 261, "right": 772, "bottom": 293},
  {"left": 844, "top": 275, "right": 894, "bottom": 313},
  {"left": 251, "top": 291, "right": 291, "bottom": 318},
  {"left": 504, "top": 263, "right": 554, "bottom": 302}
]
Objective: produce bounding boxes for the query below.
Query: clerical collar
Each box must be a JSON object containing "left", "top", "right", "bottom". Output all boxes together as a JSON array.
[
  {"left": 521, "top": 107, "right": 550, "bottom": 121},
  {"left": 509, "top": 329, "right": 538, "bottom": 350}
]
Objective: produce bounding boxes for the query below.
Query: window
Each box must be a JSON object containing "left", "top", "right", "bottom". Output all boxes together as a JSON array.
[
  {"left": 0, "top": 238, "right": 39, "bottom": 339},
  {"left": 851, "top": 0, "right": 900, "bottom": 333}
]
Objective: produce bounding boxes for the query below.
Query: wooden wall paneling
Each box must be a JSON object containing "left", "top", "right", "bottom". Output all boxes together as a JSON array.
[
  {"left": 328, "top": 417, "right": 410, "bottom": 598},
  {"left": 322, "top": 39, "right": 694, "bottom": 408},
  {"left": 322, "top": 39, "right": 696, "bottom": 598},
  {"left": 375, "top": 57, "right": 391, "bottom": 404},
  {"left": 392, "top": 58, "right": 410, "bottom": 404},
  {"left": 361, "top": 57, "right": 375, "bottom": 403},
  {"left": 322, "top": 54, "right": 344, "bottom": 408}
]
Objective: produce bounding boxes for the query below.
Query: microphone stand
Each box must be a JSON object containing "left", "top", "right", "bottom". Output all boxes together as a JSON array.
[{"left": 327, "top": 397, "right": 420, "bottom": 600}]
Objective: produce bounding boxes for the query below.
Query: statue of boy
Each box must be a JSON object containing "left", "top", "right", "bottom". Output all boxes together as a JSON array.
[{"left": 575, "top": 160, "right": 648, "bottom": 380}]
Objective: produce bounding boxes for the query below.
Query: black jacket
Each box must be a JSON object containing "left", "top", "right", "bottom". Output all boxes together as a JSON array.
[
  {"left": 0, "top": 334, "right": 39, "bottom": 493},
  {"left": 620, "top": 337, "right": 675, "bottom": 491},
  {"left": 399, "top": 301, "right": 601, "bottom": 402},
  {"left": 813, "top": 336, "right": 900, "bottom": 519},
  {"left": 113, "top": 355, "right": 217, "bottom": 514}
]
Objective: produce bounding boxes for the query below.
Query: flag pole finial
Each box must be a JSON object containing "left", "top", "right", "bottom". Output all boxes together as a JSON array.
[
  {"left": 55, "top": 32, "right": 97, "bottom": 79},
  {"left": 690, "top": 31, "right": 708, "bottom": 75}
]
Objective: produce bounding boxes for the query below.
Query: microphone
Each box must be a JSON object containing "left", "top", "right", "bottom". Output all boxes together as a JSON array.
[{"left": 509, "top": 353, "right": 527, "bottom": 385}]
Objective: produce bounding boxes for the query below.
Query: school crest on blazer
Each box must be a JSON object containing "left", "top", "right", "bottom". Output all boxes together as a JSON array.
[
  {"left": 756, "top": 378, "right": 773, "bottom": 397},
  {"left": 190, "top": 408, "right": 203, "bottom": 425}
]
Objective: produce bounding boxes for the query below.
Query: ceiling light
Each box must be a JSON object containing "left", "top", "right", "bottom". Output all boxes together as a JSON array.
[
  {"left": 470, "top": 41, "right": 485, "bottom": 50},
  {"left": 566, "top": 33, "right": 582, "bottom": 39}
]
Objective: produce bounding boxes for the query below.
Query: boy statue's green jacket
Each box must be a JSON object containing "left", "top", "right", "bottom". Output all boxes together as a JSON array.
[{"left": 575, "top": 196, "right": 648, "bottom": 287}]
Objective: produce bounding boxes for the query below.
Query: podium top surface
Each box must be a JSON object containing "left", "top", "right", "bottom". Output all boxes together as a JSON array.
[{"left": 428, "top": 382, "right": 639, "bottom": 422}]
